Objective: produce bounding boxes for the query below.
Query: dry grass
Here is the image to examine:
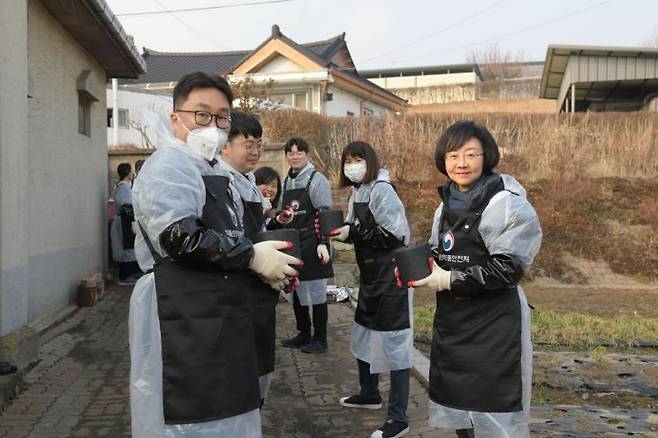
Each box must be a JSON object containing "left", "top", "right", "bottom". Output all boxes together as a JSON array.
[
  {"left": 261, "top": 111, "right": 658, "bottom": 183},
  {"left": 413, "top": 304, "right": 658, "bottom": 347}
]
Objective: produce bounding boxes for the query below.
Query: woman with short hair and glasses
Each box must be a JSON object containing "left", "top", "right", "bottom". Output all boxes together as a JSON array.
[{"left": 411, "top": 121, "right": 542, "bottom": 438}]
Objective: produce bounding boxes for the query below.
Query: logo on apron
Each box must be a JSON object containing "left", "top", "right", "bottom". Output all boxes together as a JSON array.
[
  {"left": 290, "top": 200, "right": 300, "bottom": 211},
  {"left": 442, "top": 230, "right": 455, "bottom": 252}
]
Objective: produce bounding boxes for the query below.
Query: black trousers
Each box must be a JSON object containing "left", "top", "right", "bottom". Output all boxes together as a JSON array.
[
  {"left": 119, "top": 261, "right": 141, "bottom": 280},
  {"left": 292, "top": 292, "right": 327, "bottom": 340}
]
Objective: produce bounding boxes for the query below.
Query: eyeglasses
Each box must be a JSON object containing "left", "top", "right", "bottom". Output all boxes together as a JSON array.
[
  {"left": 176, "top": 109, "right": 232, "bottom": 129},
  {"left": 445, "top": 152, "right": 484, "bottom": 163},
  {"left": 243, "top": 141, "right": 264, "bottom": 153}
]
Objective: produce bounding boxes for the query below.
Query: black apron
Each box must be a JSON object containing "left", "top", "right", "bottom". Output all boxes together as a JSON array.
[
  {"left": 119, "top": 204, "right": 136, "bottom": 249},
  {"left": 141, "top": 175, "right": 261, "bottom": 424},
  {"left": 429, "top": 182, "right": 523, "bottom": 413},
  {"left": 353, "top": 182, "right": 409, "bottom": 331},
  {"left": 281, "top": 170, "right": 333, "bottom": 281},
  {"left": 242, "top": 195, "right": 278, "bottom": 377}
]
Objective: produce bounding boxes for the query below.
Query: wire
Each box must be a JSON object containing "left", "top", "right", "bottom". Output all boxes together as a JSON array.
[
  {"left": 391, "top": 0, "right": 617, "bottom": 65},
  {"left": 359, "top": 0, "right": 507, "bottom": 65},
  {"left": 149, "top": 0, "right": 233, "bottom": 50},
  {"left": 117, "top": 0, "right": 296, "bottom": 16}
]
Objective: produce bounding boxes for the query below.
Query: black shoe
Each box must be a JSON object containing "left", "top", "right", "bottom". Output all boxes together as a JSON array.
[
  {"left": 300, "top": 339, "right": 327, "bottom": 354},
  {"left": 455, "top": 429, "right": 475, "bottom": 438},
  {"left": 280, "top": 333, "right": 311, "bottom": 348},
  {"left": 338, "top": 393, "right": 382, "bottom": 410},
  {"left": 371, "top": 419, "right": 409, "bottom": 438}
]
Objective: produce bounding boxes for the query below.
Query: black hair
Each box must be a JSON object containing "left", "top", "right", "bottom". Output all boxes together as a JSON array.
[
  {"left": 284, "top": 137, "right": 310, "bottom": 154},
  {"left": 173, "top": 72, "right": 233, "bottom": 110},
  {"left": 228, "top": 111, "right": 263, "bottom": 141},
  {"left": 135, "top": 159, "right": 145, "bottom": 173},
  {"left": 339, "top": 141, "right": 380, "bottom": 187},
  {"left": 254, "top": 166, "right": 282, "bottom": 207},
  {"left": 117, "top": 163, "right": 131, "bottom": 180},
  {"left": 434, "top": 120, "right": 500, "bottom": 176}
]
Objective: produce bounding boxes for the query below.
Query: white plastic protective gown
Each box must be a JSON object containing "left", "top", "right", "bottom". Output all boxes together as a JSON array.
[
  {"left": 427, "top": 174, "right": 541, "bottom": 438},
  {"left": 216, "top": 158, "right": 273, "bottom": 400},
  {"left": 279, "top": 162, "right": 332, "bottom": 306},
  {"left": 129, "top": 111, "right": 261, "bottom": 438},
  {"left": 110, "top": 180, "right": 137, "bottom": 263},
  {"left": 346, "top": 169, "right": 414, "bottom": 374}
]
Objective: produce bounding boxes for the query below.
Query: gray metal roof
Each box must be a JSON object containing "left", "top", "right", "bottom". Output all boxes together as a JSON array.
[
  {"left": 539, "top": 44, "right": 658, "bottom": 111},
  {"left": 361, "top": 64, "right": 484, "bottom": 81},
  {"left": 40, "top": 0, "right": 146, "bottom": 78}
]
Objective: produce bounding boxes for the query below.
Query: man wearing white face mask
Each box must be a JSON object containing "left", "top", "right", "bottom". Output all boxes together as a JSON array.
[{"left": 129, "top": 72, "right": 301, "bottom": 438}]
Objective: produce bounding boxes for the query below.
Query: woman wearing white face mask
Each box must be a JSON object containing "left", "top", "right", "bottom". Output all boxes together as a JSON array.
[{"left": 330, "top": 141, "right": 413, "bottom": 438}]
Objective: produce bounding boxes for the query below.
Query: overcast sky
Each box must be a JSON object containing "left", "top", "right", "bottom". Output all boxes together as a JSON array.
[{"left": 106, "top": 0, "right": 658, "bottom": 69}]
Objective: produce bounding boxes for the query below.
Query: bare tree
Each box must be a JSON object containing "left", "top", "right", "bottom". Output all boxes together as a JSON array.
[
  {"left": 230, "top": 75, "right": 275, "bottom": 113},
  {"left": 129, "top": 119, "right": 156, "bottom": 149},
  {"left": 467, "top": 43, "right": 527, "bottom": 80}
]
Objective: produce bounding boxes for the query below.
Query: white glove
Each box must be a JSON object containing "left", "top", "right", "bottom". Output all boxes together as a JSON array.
[
  {"left": 262, "top": 197, "right": 272, "bottom": 211},
  {"left": 316, "top": 244, "right": 330, "bottom": 265},
  {"left": 131, "top": 221, "right": 138, "bottom": 235},
  {"left": 249, "top": 241, "right": 301, "bottom": 282},
  {"left": 329, "top": 225, "right": 350, "bottom": 242},
  {"left": 411, "top": 261, "right": 451, "bottom": 291},
  {"left": 266, "top": 277, "right": 289, "bottom": 292}
]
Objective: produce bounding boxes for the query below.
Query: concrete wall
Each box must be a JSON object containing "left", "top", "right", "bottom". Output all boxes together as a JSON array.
[
  {"left": 107, "top": 88, "right": 172, "bottom": 147},
  {"left": 0, "top": 0, "right": 29, "bottom": 336},
  {"left": 25, "top": 0, "right": 109, "bottom": 324},
  {"left": 391, "top": 84, "right": 477, "bottom": 105},
  {"left": 368, "top": 72, "right": 478, "bottom": 89},
  {"left": 325, "top": 85, "right": 389, "bottom": 117}
]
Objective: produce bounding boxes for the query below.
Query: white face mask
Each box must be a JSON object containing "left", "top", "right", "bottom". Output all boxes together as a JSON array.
[
  {"left": 344, "top": 163, "right": 367, "bottom": 183},
  {"left": 178, "top": 115, "right": 228, "bottom": 161}
]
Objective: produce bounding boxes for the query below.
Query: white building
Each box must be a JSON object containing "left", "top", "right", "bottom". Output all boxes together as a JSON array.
[
  {"left": 117, "top": 24, "right": 406, "bottom": 126},
  {"left": 107, "top": 87, "right": 172, "bottom": 148},
  {"left": 0, "top": 0, "right": 144, "bottom": 370}
]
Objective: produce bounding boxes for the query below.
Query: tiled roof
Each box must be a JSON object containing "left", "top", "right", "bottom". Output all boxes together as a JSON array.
[{"left": 123, "top": 30, "right": 346, "bottom": 85}]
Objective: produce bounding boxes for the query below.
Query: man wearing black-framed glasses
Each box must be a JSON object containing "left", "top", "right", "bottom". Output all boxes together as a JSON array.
[{"left": 129, "top": 71, "right": 301, "bottom": 438}]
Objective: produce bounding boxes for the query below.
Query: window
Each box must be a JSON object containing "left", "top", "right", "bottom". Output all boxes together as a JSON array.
[
  {"left": 79, "top": 96, "right": 91, "bottom": 136},
  {"left": 346, "top": 111, "right": 355, "bottom": 117},
  {"left": 107, "top": 108, "right": 130, "bottom": 128},
  {"left": 362, "top": 107, "right": 374, "bottom": 117},
  {"left": 293, "top": 93, "right": 308, "bottom": 110}
]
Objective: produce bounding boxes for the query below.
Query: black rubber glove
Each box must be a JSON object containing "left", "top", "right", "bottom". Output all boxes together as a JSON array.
[
  {"left": 159, "top": 216, "right": 254, "bottom": 271},
  {"left": 119, "top": 203, "right": 135, "bottom": 222},
  {"left": 350, "top": 224, "right": 403, "bottom": 250},
  {"left": 449, "top": 253, "right": 525, "bottom": 296}
]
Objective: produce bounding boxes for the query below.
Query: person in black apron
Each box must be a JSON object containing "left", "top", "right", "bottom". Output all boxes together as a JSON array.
[
  {"left": 110, "top": 162, "right": 140, "bottom": 284},
  {"left": 217, "top": 111, "right": 279, "bottom": 406},
  {"left": 129, "top": 72, "right": 301, "bottom": 438},
  {"left": 330, "top": 142, "right": 413, "bottom": 438},
  {"left": 254, "top": 166, "right": 281, "bottom": 224},
  {"left": 412, "top": 121, "right": 542, "bottom": 438},
  {"left": 270, "top": 138, "right": 334, "bottom": 354}
]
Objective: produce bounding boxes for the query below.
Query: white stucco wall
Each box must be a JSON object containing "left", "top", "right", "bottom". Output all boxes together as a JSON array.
[
  {"left": 0, "top": 0, "right": 29, "bottom": 336},
  {"left": 257, "top": 55, "right": 304, "bottom": 74},
  {"left": 25, "top": 0, "right": 109, "bottom": 323},
  {"left": 107, "top": 88, "right": 172, "bottom": 147},
  {"left": 325, "top": 85, "right": 390, "bottom": 117}
]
